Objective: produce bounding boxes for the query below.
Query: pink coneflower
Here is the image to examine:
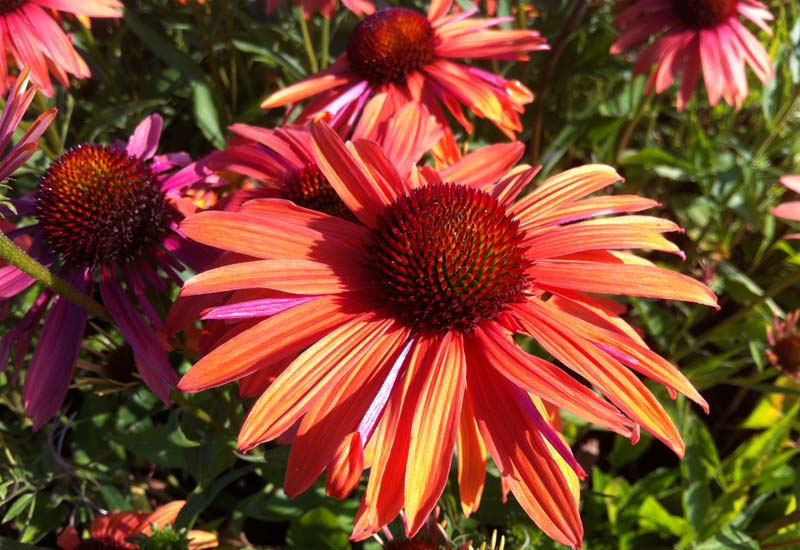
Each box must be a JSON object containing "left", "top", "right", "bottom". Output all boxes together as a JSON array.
[
  {"left": 766, "top": 310, "right": 800, "bottom": 383},
  {"left": 610, "top": 0, "right": 773, "bottom": 110},
  {"left": 177, "top": 121, "right": 716, "bottom": 546},
  {"left": 0, "top": 114, "right": 216, "bottom": 429},
  {"left": 261, "top": 0, "right": 547, "bottom": 160},
  {"left": 772, "top": 175, "right": 800, "bottom": 239},
  {"left": 266, "top": 0, "right": 374, "bottom": 18},
  {"left": 0, "top": 0, "right": 123, "bottom": 97}
]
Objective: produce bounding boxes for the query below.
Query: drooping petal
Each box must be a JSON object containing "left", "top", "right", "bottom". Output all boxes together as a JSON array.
[{"left": 456, "top": 391, "right": 486, "bottom": 517}]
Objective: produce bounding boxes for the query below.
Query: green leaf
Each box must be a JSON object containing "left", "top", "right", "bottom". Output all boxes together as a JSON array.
[
  {"left": 682, "top": 415, "right": 715, "bottom": 538},
  {"left": 1, "top": 493, "right": 34, "bottom": 524},
  {"left": 695, "top": 526, "right": 760, "bottom": 550},
  {"left": 728, "top": 402, "right": 800, "bottom": 482},
  {"left": 286, "top": 508, "right": 350, "bottom": 550},
  {"left": 0, "top": 536, "right": 50, "bottom": 550},
  {"left": 192, "top": 83, "right": 226, "bottom": 150},
  {"left": 637, "top": 496, "right": 689, "bottom": 537},
  {"left": 174, "top": 464, "right": 258, "bottom": 530}
]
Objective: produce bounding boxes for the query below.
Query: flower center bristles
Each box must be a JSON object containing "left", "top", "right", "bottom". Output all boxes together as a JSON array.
[
  {"left": 367, "top": 183, "right": 530, "bottom": 335},
  {"left": 773, "top": 335, "right": 800, "bottom": 378},
  {"left": 36, "top": 144, "right": 167, "bottom": 268},
  {"left": 346, "top": 7, "right": 436, "bottom": 86},
  {"left": 671, "top": 0, "right": 738, "bottom": 28},
  {"left": 283, "top": 163, "right": 359, "bottom": 222},
  {"left": 0, "top": 0, "right": 27, "bottom": 15}
]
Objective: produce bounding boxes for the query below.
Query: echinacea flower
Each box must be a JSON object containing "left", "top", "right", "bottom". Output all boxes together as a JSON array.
[
  {"left": 261, "top": 0, "right": 546, "bottom": 160},
  {"left": 1, "top": 114, "right": 216, "bottom": 429},
  {"left": 772, "top": 175, "right": 800, "bottom": 239},
  {"left": 610, "top": 0, "right": 773, "bottom": 110},
  {"left": 58, "top": 500, "right": 217, "bottom": 550},
  {"left": 0, "top": 0, "right": 123, "bottom": 97},
  {"left": 177, "top": 122, "right": 716, "bottom": 547},
  {"left": 266, "top": 0, "right": 374, "bottom": 19},
  {"left": 767, "top": 310, "right": 800, "bottom": 382}
]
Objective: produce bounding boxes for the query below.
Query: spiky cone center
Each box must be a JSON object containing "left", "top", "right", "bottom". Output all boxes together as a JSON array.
[
  {"left": 347, "top": 7, "right": 436, "bottom": 86},
  {"left": 0, "top": 0, "right": 27, "bottom": 14},
  {"left": 671, "top": 0, "right": 738, "bottom": 28},
  {"left": 772, "top": 335, "right": 800, "bottom": 379},
  {"left": 385, "top": 540, "right": 450, "bottom": 550},
  {"left": 367, "top": 183, "right": 530, "bottom": 335},
  {"left": 36, "top": 144, "right": 167, "bottom": 268},
  {"left": 283, "top": 162, "right": 359, "bottom": 222}
]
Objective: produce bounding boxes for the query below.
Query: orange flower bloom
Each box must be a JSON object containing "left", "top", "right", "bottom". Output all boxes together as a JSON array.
[
  {"left": 265, "top": 0, "right": 374, "bottom": 19},
  {"left": 772, "top": 175, "right": 800, "bottom": 239},
  {"left": 610, "top": 0, "right": 773, "bottom": 110},
  {"left": 178, "top": 123, "right": 716, "bottom": 547},
  {"left": 0, "top": 0, "right": 123, "bottom": 97},
  {"left": 261, "top": 0, "right": 546, "bottom": 160},
  {"left": 58, "top": 501, "right": 217, "bottom": 550}
]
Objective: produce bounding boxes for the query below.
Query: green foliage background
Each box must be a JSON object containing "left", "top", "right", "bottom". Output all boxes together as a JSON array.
[{"left": 2, "top": 0, "right": 800, "bottom": 548}]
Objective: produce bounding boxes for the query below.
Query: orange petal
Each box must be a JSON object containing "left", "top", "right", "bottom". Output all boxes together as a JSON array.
[
  {"left": 182, "top": 259, "right": 369, "bottom": 296},
  {"left": 261, "top": 69, "right": 354, "bottom": 109},
  {"left": 512, "top": 164, "right": 622, "bottom": 220},
  {"left": 530, "top": 262, "right": 718, "bottom": 307},
  {"left": 181, "top": 210, "right": 360, "bottom": 263},
  {"left": 457, "top": 391, "right": 486, "bottom": 517},
  {"left": 474, "top": 322, "right": 633, "bottom": 436},
  {"left": 439, "top": 143, "right": 525, "bottom": 189},
  {"left": 178, "top": 295, "right": 360, "bottom": 392},
  {"left": 326, "top": 433, "right": 365, "bottom": 499},
  {"left": 284, "top": 323, "right": 411, "bottom": 496},
  {"left": 142, "top": 501, "right": 184, "bottom": 534},
  {"left": 311, "top": 122, "right": 392, "bottom": 226},
  {"left": 520, "top": 195, "right": 661, "bottom": 235},
  {"left": 403, "top": 332, "right": 467, "bottom": 535},
  {"left": 238, "top": 315, "right": 396, "bottom": 450},
  {"left": 187, "top": 530, "right": 218, "bottom": 550}
]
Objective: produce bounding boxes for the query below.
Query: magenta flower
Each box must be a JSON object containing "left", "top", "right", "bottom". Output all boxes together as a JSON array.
[{"left": 1, "top": 114, "right": 215, "bottom": 429}]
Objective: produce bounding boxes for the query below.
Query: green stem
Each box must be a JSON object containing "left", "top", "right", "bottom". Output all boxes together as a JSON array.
[
  {"left": 671, "top": 269, "right": 800, "bottom": 362},
  {"left": 320, "top": 16, "right": 331, "bottom": 70},
  {"left": 0, "top": 232, "right": 109, "bottom": 321},
  {"left": 614, "top": 90, "right": 653, "bottom": 163},
  {"left": 754, "top": 91, "right": 800, "bottom": 160},
  {"left": 297, "top": 6, "right": 319, "bottom": 74}
]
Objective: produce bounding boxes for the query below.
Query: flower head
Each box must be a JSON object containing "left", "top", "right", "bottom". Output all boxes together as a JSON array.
[
  {"left": 767, "top": 310, "right": 800, "bottom": 382},
  {"left": 610, "top": 0, "right": 773, "bottom": 110},
  {"left": 58, "top": 501, "right": 217, "bottom": 550},
  {"left": 178, "top": 122, "right": 716, "bottom": 547},
  {"left": 772, "top": 175, "right": 800, "bottom": 239},
  {"left": 1, "top": 114, "right": 216, "bottom": 429},
  {"left": 0, "top": 0, "right": 123, "bottom": 97},
  {"left": 260, "top": 0, "right": 546, "bottom": 160}
]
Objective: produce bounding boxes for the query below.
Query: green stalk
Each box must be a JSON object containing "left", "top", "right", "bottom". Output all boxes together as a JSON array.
[
  {"left": 320, "top": 16, "right": 331, "bottom": 70},
  {"left": 0, "top": 232, "right": 109, "bottom": 321},
  {"left": 33, "top": 93, "right": 62, "bottom": 157},
  {"left": 297, "top": 6, "right": 319, "bottom": 74}
]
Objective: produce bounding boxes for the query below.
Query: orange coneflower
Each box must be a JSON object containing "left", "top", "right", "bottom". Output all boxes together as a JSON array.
[
  {"left": 261, "top": 0, "right": 546, "bottom": 160},
  {"left": 610, "top": 0, "right": 773, "bottom": 110},
  {"left": 58, "top": 501, "right": 217, "bottom": 550},
  {"left": 265, "top": 0, "right": 374, "bottom": 19},
  {"left": 177, "top": 122, "right": 716, "bottom": 547},
  {"left": 0, "top": 0, "right": 123, "bottom": 97}
]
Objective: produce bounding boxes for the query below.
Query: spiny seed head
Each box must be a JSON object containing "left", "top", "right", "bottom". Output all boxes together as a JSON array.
[
  {"left": 772, "top": 335, "right": 800, "bottom": 379},
  {"left": 36, "top": 144, "right": 167, "bottom": 268},
  {"left": 347, "top": 7, "right": 436, "bottom": 86},
  {"left": 283, "top": 162, "right": 358, "bottom": 222},
  {"left": 671, "top": 0, "right": 737, "bottom": 28},
  {"left": 368, "top": 183, "right": 530, "bottom": 335},
  {"left": 0, "top": 0, "right": 27, "bottom": 15}
]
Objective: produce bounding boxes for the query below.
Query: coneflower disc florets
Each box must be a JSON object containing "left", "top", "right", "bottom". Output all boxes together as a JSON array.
[
  {"left": 0, "top": 0, "right": 27, "bottom": 15},
  {"left": 347, "top": 7, "right": 436, "bottom": 86},
  {"left": 36, "top": 144, "right": 167, "bottom": 268},
  {"left": 671, "top": 0, "right": 738, "bottom": 28},
  {"left": 368, "top": 183, "right": 530, "bottom": 335},
  {"left": 283, "top": 162, "right": 358, "bottom": 222}
]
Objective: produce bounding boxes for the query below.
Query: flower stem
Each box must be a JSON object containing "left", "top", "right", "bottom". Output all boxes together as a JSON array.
[
  {"left": 296, "top": 7, "right": 319, "bottom": 74},
  {"left": 614, "top": 89, "right": 653, "bottom": 163},
  {"left": 320, "top": 16, "right": 331, "bottom": 70},
  {"left": 0, "top": 232, "right": 110, "bottom": 321}
]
